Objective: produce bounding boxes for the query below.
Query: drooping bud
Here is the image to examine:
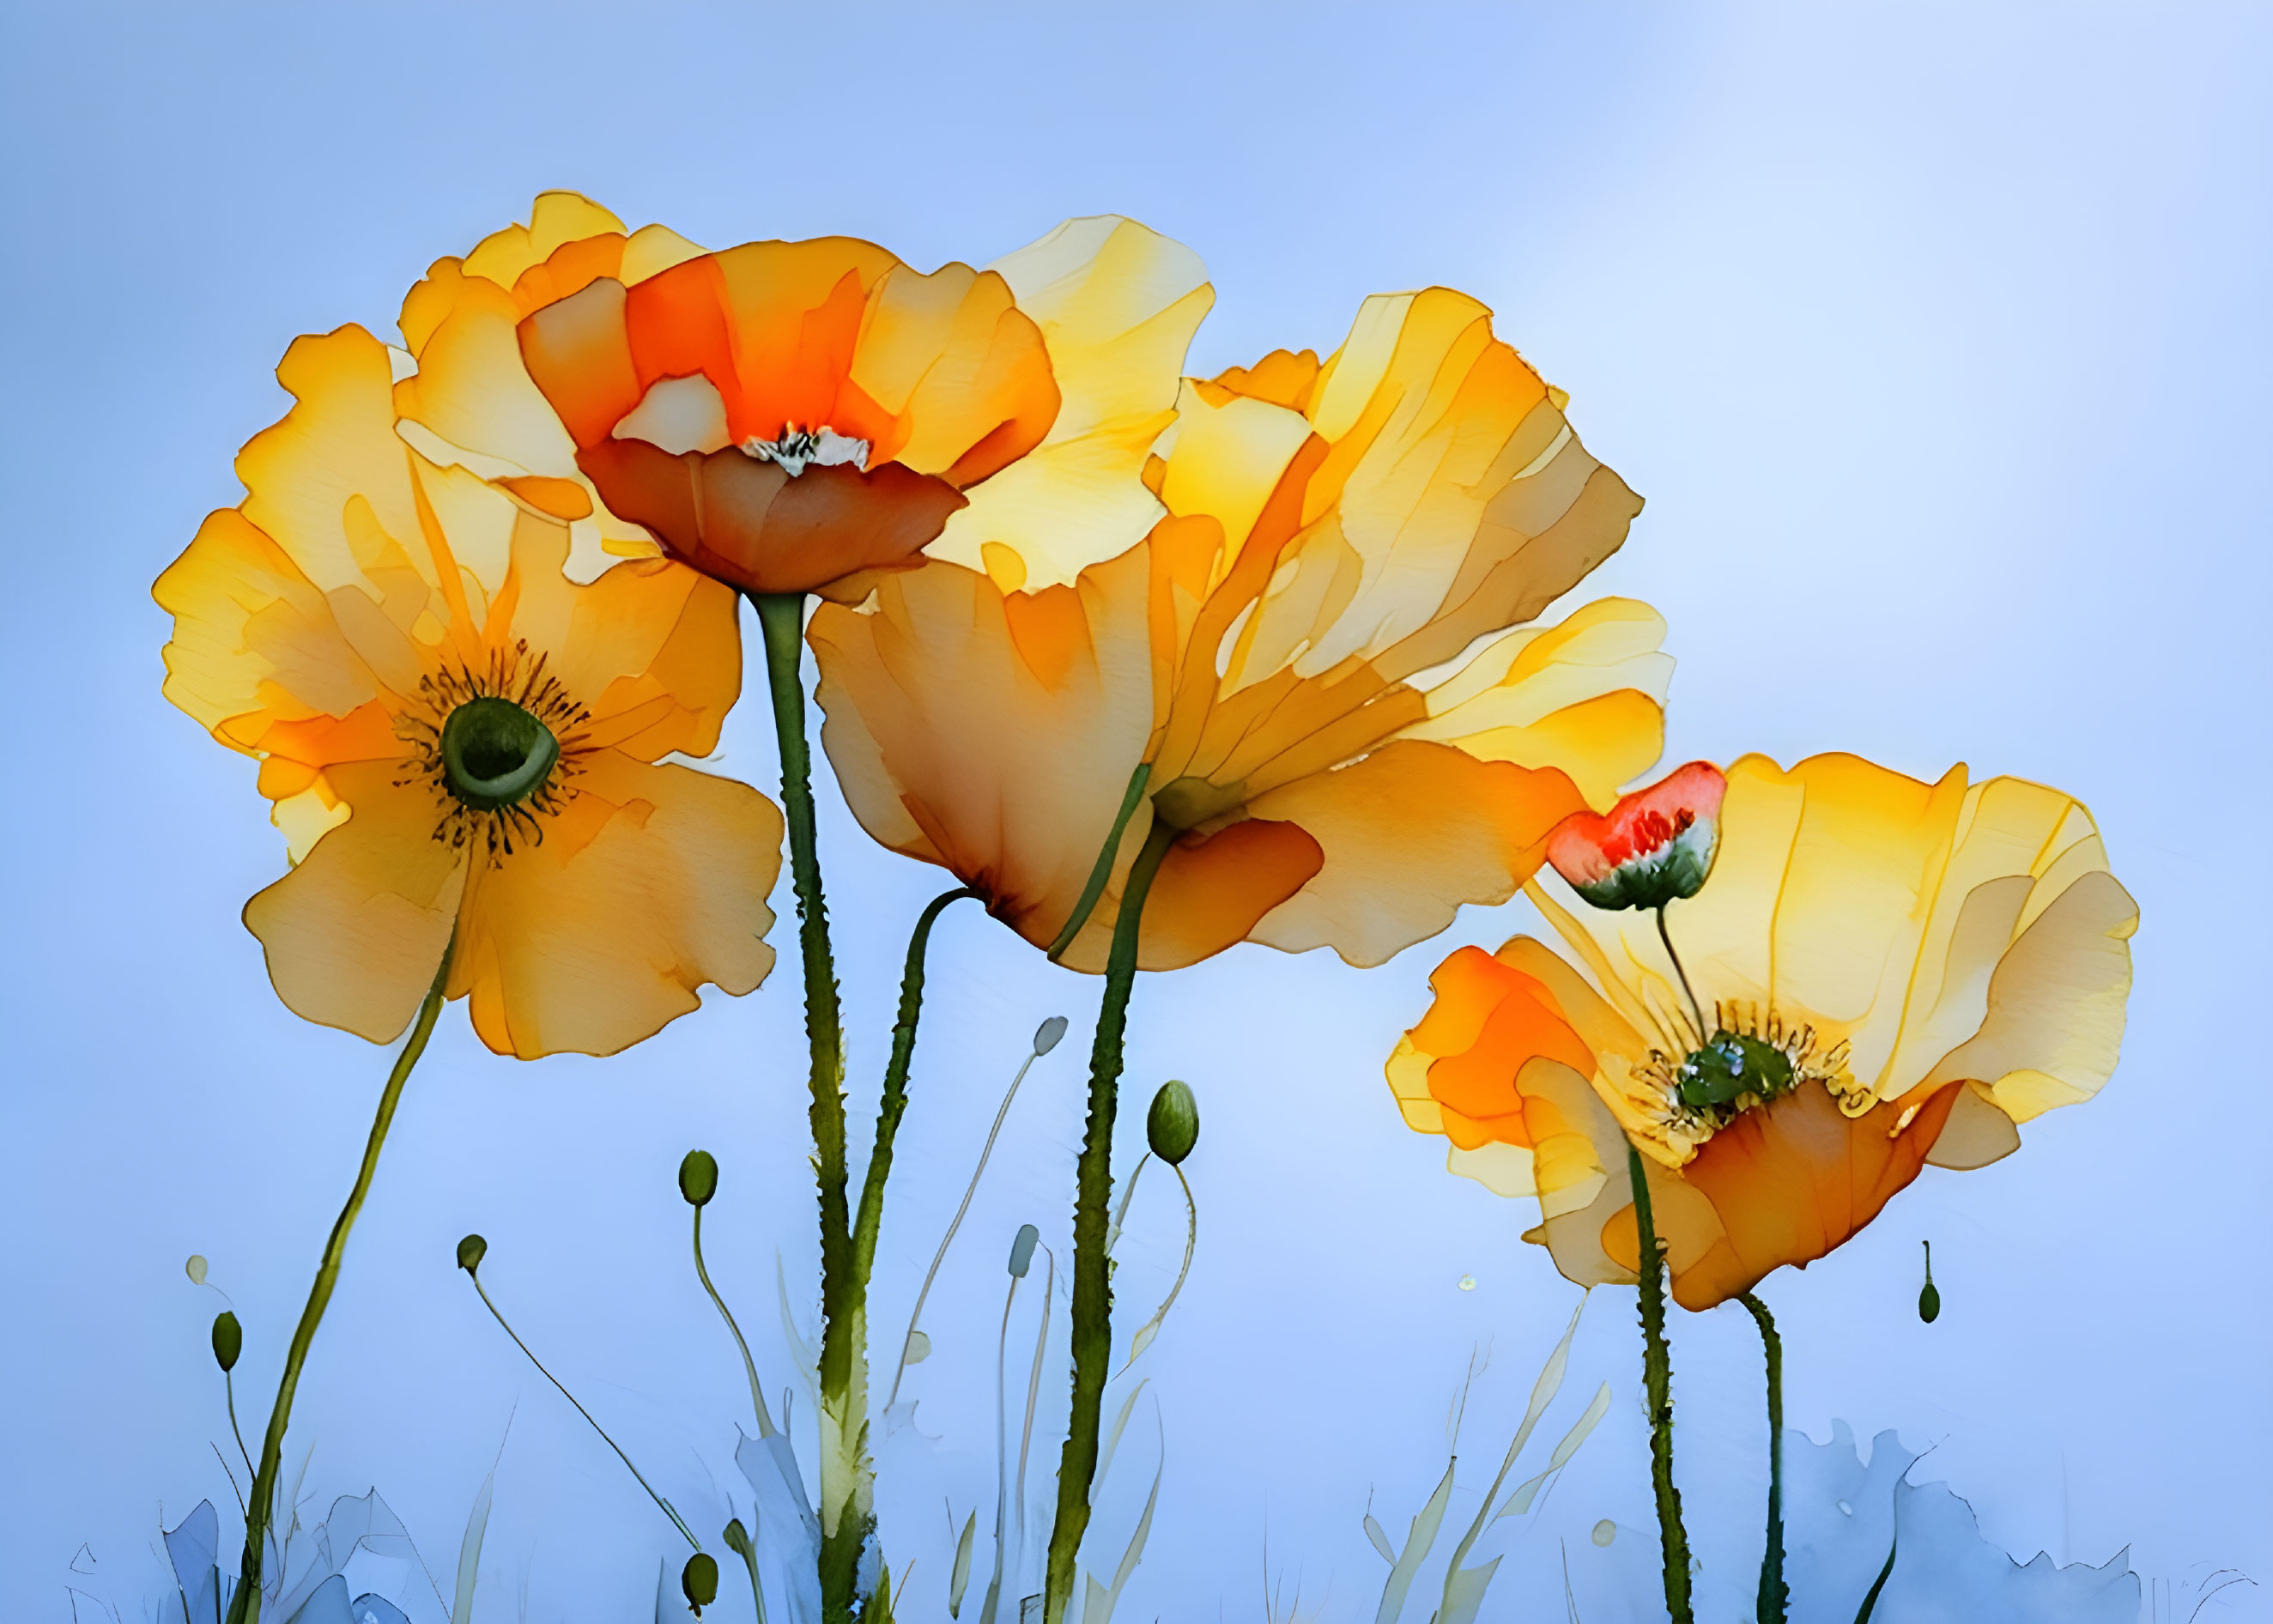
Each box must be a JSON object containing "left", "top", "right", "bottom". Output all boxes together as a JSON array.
[
  {"left": 456, "top": 1234, "right": 488, "bottom": 1275},
  {"left": 679, "top": 1149, "right": 719, "bottom": 1208},
  {"left": 1033, "top": 1015, "right": 1070, "bottom": 1056},
  {"left": 1146, "top": 1080, "right": 1200, "bottom": 1166},
  {"left": 1545, "top": 761, "right": 1727, "bottom": 912},
  {"left": 210, "top": 1311, "right": 242, "bottom": 1373},
  {"left": 185, "top": 1255, "right": 208, "bottom": 1286},
  {"left": 682, "top": 1551, "right": 718, "bottom": 1614},
  {"left": 1007, "top": 1223, "right": 1040, "bottom": 1279},
  {"left": 1918, "top": 1240, "right": 1941, "bottom": 1324}
]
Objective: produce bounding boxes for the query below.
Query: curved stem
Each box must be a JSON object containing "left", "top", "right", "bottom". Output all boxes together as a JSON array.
[
  {"left": 224, "top": 941, "right": 454, "bottom": 1624},
  {"left": 1627, "top": 1141, "right": 1694, "bottom": 1624},
  {"left": 1043, "top": 818, "right": 1176, "bottom": 1624},
  {"left": 855, "top": 885, "right": 978, "bottom": 1387},
  {"left": 694, "top": 1205, "right": 777, "bottom": 1439},
  {"left": 753, "top": 591, "right": 862, "bottom": 1620},
  {"left": 1046, "top": 763, "right": 1150, "bottom": 960},
  {"left": 468, "top": 1272, "right": 698, "bottom": 1550},
  {"left": 979, "top": 1272, "right": 1020, "bottom": 1624},
  {"left": 225, "top": 1372, "right": 254, "bottom": 1483},
  {"left": 1114, "top": 1164, "right": 1196, "bottom": 1376},
  {"left": 1738, "top": 1291, "right": 1787, "bottom": 1624},
  {"left": 1655, "top": 904, "right": 1706, "bottom": 1041},
  {"left": 890, "top": 1020, "right": 1044, "bottom": 1411}
]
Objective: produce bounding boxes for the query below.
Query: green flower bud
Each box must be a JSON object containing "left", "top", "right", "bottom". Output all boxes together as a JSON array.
[
  {"left": 210, "top": 1310, "right": 241, "bottom": 1373},
  {"left": 456, "top": 1234, "right": 488, "bottom": 1275},
  {"left": 1033, "top": 1015, "right": 1069, "bottom": 1055},
  {"left": 1008, "top": 1223, "right": 1040, "bottom": 1279},
  {"left": 1918, "top": 1239, "right": 1941, "bottom": 1324},
  {"left": 1146, "top": 1079, "right": 1199, "bottom": 1166},
  {"left": 682, "top": 1551, "right": 718, "bottom": 1612},
  {"left": 679, "top": 1149, "right": 719, "bottom": 1208},
  {"left": 722, "top": 1518, "right": 754, "bottom": 1559}
]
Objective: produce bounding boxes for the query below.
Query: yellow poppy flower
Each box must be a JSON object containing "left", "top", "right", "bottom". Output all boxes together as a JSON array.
[
  {"left": 1386, "top": 753, "right": 2137, "bottom": 1309},
  {"left": 155, "top": 319, "right": 783, "bottom": 1057},
  {"left": 813, "top": 286, "right": 1668, "bottom": 972}
]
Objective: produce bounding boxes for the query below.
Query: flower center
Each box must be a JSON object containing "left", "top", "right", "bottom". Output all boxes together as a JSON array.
[
  {"left": 740, "top": 424, "right": 870, "bottom": 477},
  {"left": 439, "top": 695, "right": 560, "bottom": 810},
  {"left": 1638, "top": 1003, "right": 1853, "bottom": 1140},
  {"left": 397, "top": 641, "right": 592, "bottom": 861}
]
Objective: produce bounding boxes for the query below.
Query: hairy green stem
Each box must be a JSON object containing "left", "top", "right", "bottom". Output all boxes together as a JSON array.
[
  {"left": 225, "top": 942, "right": 453, "bottom": 1624},
  {"left": 1043, "top": 818, "right": 1176, "bottom": 1624},
  {"left": 1627, "top": 1140, "right": 1694, "bottom": 1624},
  {"left": 852, "top": 885, "right": 979, "bottom": 1330},
  {"left": 753, "top": 591, "right": 863, "bottom": 1620},
  {"left": 1739, "top": 1291, "right": 1787, "bottom": 1624},
  {"left": 468, "top": 1271, "right": 698, "bottom": 1549}
]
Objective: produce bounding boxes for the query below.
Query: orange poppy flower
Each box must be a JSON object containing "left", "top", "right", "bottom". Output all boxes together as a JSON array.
[
  {"left": 1387, "top": 754, "right": 2137, "bottom": 1309},
  {"left": 813, "top": 286, "right": 1668, "bottom": 972},
  {"left": 507, "top": 216, "right": 1064, "bottom": 600},
  {"left": 155, "top": 319, "right": 784, "bottom": 1057}
]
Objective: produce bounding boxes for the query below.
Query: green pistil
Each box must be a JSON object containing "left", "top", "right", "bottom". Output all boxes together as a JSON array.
[
  {"left": 440, "top": 696, "right": 559, "bottom": 809},
  {"left": 1676, "top": 1031, "right": 1796, "bottom": 1112}
]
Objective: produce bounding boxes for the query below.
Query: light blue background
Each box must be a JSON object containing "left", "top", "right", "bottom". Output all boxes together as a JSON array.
[{"left": 2, "top": 3, "right": 2265, "bottom": 1620}]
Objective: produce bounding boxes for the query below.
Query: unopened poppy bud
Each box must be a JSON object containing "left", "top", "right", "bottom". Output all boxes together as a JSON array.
[
  {"left": 185, "top": 1255, "right": 208, "bottom": 1286},
  {"left": 1033, "top": 1016, "right": 1069, "bottom": 1056},
  {"left": 1147, "top": 1080, "right": 1199, "bottom": 1166},
  {"left": 1008, "top": 1223, "right": 1040, "bottom": 1279},
  {"left": 1918, "top": 1240, "right": 1941, "bottom": 1324},
  {"left": 682, "top": 1551, "right": 718, "bottom": 1613},
  {"left": 679, "top": 1149, "right": 719, "bottom": 1208},
  {"left": 1544, "top": 761, "right": 1727, "bottom": 912},
  {"left": 457, "top": 1234, "right": 488, "bottom": 1275},
  {"left": 722, "top": 1518, "right": 754, "bottom": 1560},
  {"left": 210, "top": 1311, "right": 241, "bottom": 1373}
]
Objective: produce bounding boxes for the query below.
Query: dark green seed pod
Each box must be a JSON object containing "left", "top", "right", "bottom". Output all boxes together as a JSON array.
[
  {"left": 210, "top": 1310, "right": 242, "bottom": 1373},
  {"left": 722, "top": 1518, "right": 753, "bottom": 1559},
  {"left": 682, "top": 1551, "right": 718, "bottom": 1612},
  {"left": 456, "top": 1233, "right": 488, "bottom": 1275},
  {"left": 1918, "top": 1239, "right": 1940, "bottom": 1323},
  {"left": 1146, "top": 1079, "right": 1199, "bottom": 1166},
  {"left": 679, "top": 1149, "right": 719, "bottom": 1208}
]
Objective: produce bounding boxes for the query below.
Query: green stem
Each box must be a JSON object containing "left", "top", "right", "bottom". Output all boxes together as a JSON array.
[
  {"left": 468, "top": 1271, "right": 699, "bottom": 1550},
  {"left": 752, "top": 591, "right": 862, "bottom": 1620},
  {"left": 1046, "top": 763, "right": 1150, "bottom": 960},
  {"left": 1627, "top": 1140, "right": 1694, "bottom": 1624},
  {"left": 1738, "top": 1291, "right": 1787, "bottom": 1624},
  {"left": 1043, "top": 818, "right": 1176, "bottom": 1624},
  {"left": 1655, "top": 904, "right": 1706, "bottom": 1040},
  {"left": 851, "top": 886, "right": 979, "bottom": 1332},
  {"left": 694, "top": 1204, "right": 777, "bottom": 1439},
  {"left": 224, "top": 942, "right": 454, "bottom": 1624}
]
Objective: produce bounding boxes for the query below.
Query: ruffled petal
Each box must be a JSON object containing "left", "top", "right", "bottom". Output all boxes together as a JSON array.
[
  {"left": 154, "top": 507, "right": 379, "bottom": 748},
  {"left": 930, "top": 217, "right": 1214, "bottom": 589},
  {"left": 1244, "top": 741, "right": 1587, "bottom": 967},
  {"left": 241, "top": 761, "right": 467, "bottom": 1043},
  {"left": 1600, "top": 1079, "right": 1965, "bottom": 1310},
  {"left": 455, "top": 754, "right": 783, "bottom": 1058},
  {"left": 809, "top": 550, "right": 1157, "bottom": 951}
]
